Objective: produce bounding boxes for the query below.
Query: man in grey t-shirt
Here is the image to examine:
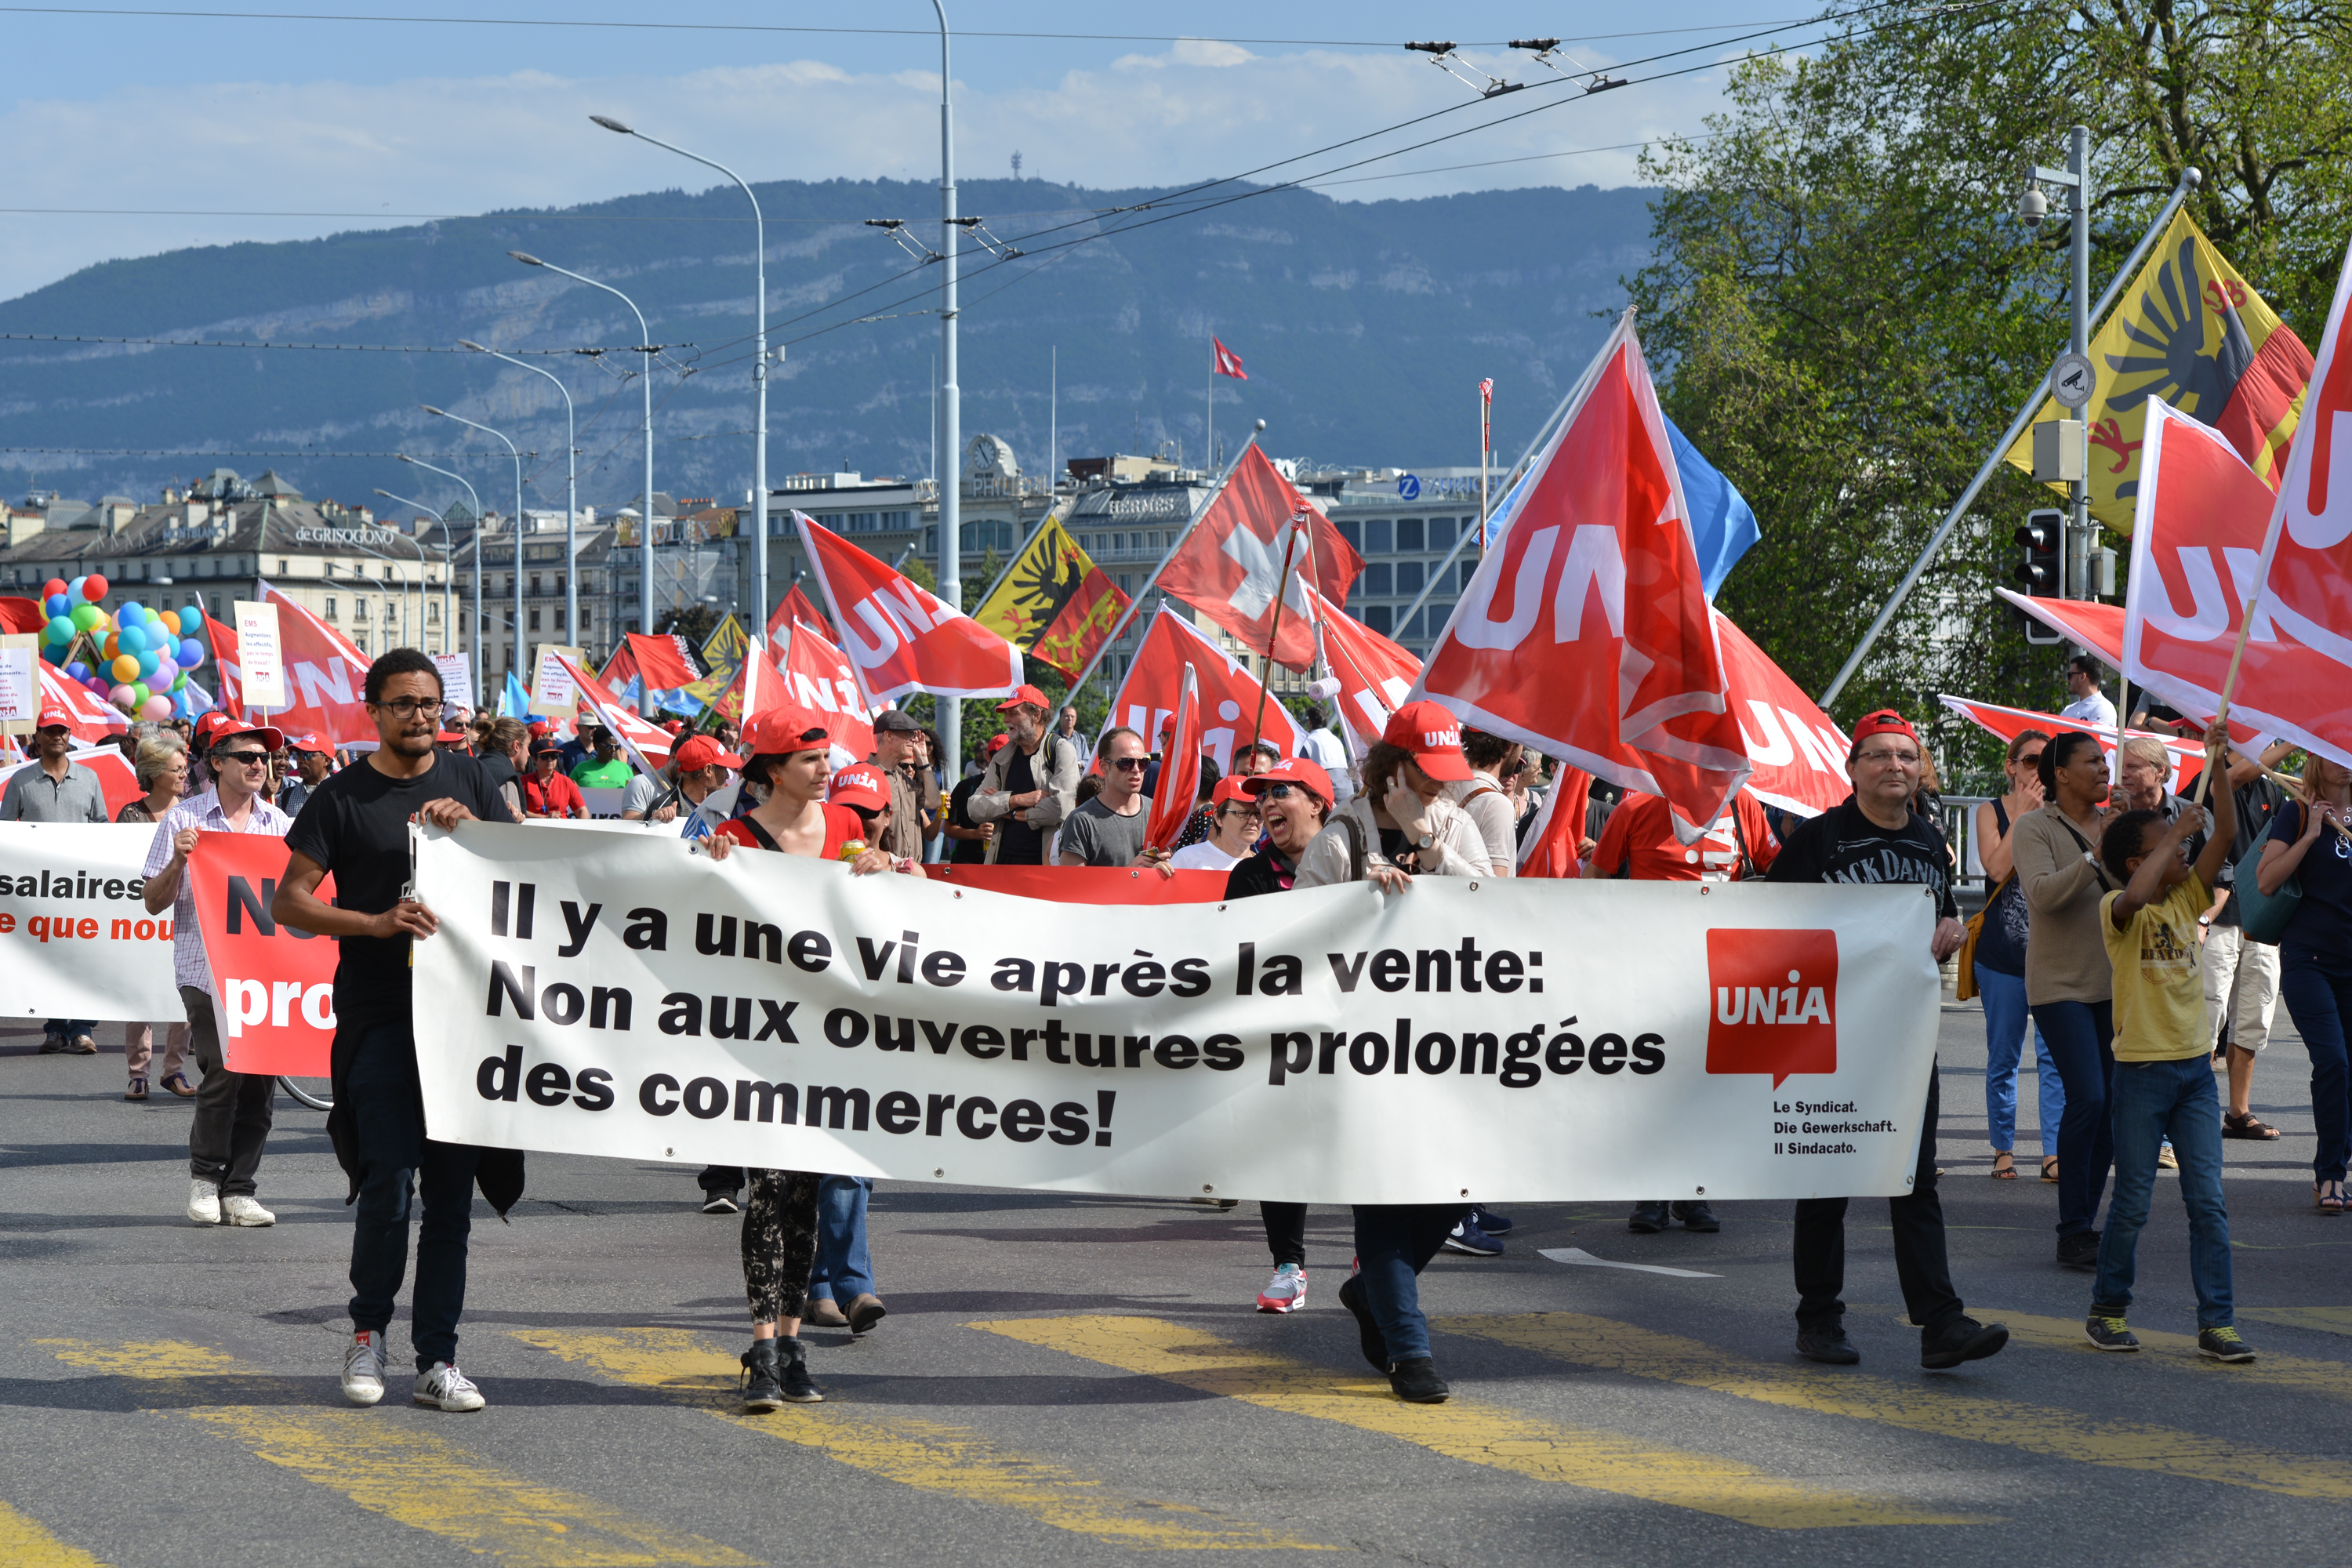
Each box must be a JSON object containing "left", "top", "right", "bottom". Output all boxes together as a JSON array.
[
  {"left": 2, "top": 706, "right": 109, "bottom": 1052},
  {"left": 1058, "top": 725, "right": 1154, "bottom": 867}
]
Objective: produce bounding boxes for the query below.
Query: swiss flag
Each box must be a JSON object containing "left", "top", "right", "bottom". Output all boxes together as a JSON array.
[
  {"left": 1310, "top": 586, "right": 1421, "bottom": 754},
  {"left": 1213, "top": 338, "right": 1247, "bottom": 379},
  {"left": 1156, "top": 447, "right": 1363, "bottom": 671},
  {"left": 775, "top": 614, "right": 880, "bottom": 766},
  {"left": 1413, "top": 314, "right": 1750, "bottom": 835},
  {"left": 797, "top": 514, "right": 1022, "bottom": 702},
  {"left": 1143, "top": 662, "right": 1203, "bottom": 852},
  {"left": 1101, "top": 607, "right": 1301, "bottom": 775}
]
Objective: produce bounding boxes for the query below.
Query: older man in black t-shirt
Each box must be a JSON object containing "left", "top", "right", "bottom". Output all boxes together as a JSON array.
[
  {"left": 274, "top": 648, "right": 517, "bottom": 1414},
  {"left": 1766, "top": 710, "right": 2009, "bottom": 1373}
]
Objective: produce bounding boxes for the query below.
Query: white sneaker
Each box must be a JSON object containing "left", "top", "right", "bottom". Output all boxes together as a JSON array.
[
  {"left": 413, "top": 1362, "right": 486, "bottom": 1412},
  {"left": 1256, "top": 1263, "right": 1308, "bottom": 1314},
  {"left": 341, "top": 1331, "right": 387, "bottom": 1406},
  {"left": 221, "top": 1195, "right": 276, "bottom": 1227},
  {"left": 187, "top": 1178, "right": 221, "bottom": 1225}
]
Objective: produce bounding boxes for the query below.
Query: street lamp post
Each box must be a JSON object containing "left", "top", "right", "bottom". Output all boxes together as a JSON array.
[
  {"left": 422, "top": 405, "right": 527, "bottom": 683},
  {"left": 589, "top": 115, "right": 768, "bottom": 630},
  {"left": 398, "top": 454, "right": 485, "bottom": 705},
  {"left": 460, "top": 339, "right": 579, "bottom": 640},
  {"left": 340, "top": 543, "right": 416, "bottom": 653},
  {"left": 372, "top": 488, "right": 458, "bottom": 662},
  {"left": 510, "top": 250, "right": 656, "bottom": 715},
  {"left": 931, "top": 0, "right": 963, "bottom": 779}
]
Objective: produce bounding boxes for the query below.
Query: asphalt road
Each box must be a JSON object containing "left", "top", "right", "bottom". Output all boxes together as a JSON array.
[{"left": 4, "top": 1001, "right": 2349, "bottom": 1567}]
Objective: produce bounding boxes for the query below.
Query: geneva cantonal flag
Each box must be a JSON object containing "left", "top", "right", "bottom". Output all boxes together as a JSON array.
[
  {"left": 971, "top": 514, "right": 1131, "bottom": 680},
  {"left": 2002, "top": 209, "right": 2313, "bottom": 530}
]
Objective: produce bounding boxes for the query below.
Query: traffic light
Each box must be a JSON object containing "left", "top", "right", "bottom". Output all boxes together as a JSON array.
[{"left": 2009, "top": 510, "right": 2064, "bottom": 644}]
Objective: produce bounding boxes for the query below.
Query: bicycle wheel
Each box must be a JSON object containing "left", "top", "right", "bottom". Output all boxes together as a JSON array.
[{"left": 278, "top": 1075, "right": 333, "bottom": 1111}]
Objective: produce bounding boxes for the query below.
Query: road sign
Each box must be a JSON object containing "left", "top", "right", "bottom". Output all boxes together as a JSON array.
[{"left": 2049, "top": 352, "right": 2096, "bottom": 412}]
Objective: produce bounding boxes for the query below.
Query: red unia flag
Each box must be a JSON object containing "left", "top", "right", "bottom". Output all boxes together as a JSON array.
[
  {"left": 1213, "top": 338, "right": 1247, "bottom": 379},
  {"left": 1993, "top": 589, "right": 2126, "bottom": 666},
  {"left": 555, "top": 654, "right": 673, "bottom": 768},
  {"left": 38, "top": 661, "right": 129, "bottom": 742},
  {"left": 1310, "top": 585, "right": 1420, "bottom": 756},
  {"left": 1156, "top": 446, "right": 1363, "bottom": 670},
  {"left": 1102, "top": 607, "right": 1301, "bottom": 776},
  {"left": 1143, "top": 662, "right": 1203, "bottom": 853},
  {"left": 1515, "top": 764, "right": 1593, "bottom": 879},
  {"left": 775, "top": 615, "right": 879, "bottom": 766},
  {"left": 768, "top": 583, "right": 834, "bottom": 644},
  {"left": 1713, "top": 612, "right": 1850, "bottom": 819},
  {"left": 226, "top": 583, "right": 372, "bottom": 747},
  {"left": 797, "top": 514, "right": 1022, "bottom": 702},
  {"left": 1941, "top": 694, "right": 2215, "bottom": 797},
  {"left": 1412, "top": 313, "right": 1750, "bottom": 833}
]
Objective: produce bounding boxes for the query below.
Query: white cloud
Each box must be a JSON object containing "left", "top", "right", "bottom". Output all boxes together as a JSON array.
[{"left": 0, "top": 44, "right": 1735, "bottom": 303}]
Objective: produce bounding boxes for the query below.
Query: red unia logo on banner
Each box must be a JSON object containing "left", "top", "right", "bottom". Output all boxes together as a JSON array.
[{"left": 1705, "top": 929, "right": 1838, "bottom": 1087}]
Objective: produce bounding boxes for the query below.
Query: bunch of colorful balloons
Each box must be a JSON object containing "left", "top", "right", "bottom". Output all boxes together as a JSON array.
[{"left": 37, "top": 575, "right": 212, "bottom": 722}]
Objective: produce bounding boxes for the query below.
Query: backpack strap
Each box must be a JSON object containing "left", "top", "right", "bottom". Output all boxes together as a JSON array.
[{"left": 1335, "top": 813, "right": 1367, "bottom": 883}]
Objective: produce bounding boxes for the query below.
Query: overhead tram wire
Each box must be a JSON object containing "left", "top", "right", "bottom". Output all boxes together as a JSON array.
[{"left": 0, "top": 333, "right": 644, "bottom": 354}]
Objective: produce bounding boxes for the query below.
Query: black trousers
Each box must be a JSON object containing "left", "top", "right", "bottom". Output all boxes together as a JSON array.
[
  {"left": 1792, "top": 1061, "right": 1962, "bottom": 1333},
  {"left": 183, "top": 985, "right": 274, "bottom": 1196},
  {"left": 1261, "top": 1202, "right": 1307, "bottom": 1267}
]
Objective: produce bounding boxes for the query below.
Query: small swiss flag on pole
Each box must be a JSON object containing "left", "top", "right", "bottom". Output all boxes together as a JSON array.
[{"left": 1213, "top": 338, "right": 1247, "bottom": 380}]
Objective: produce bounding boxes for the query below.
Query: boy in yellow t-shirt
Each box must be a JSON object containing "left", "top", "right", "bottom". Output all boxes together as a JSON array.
[{"left": 2091, "top": 740, "right": 2250, "bottom": 1362}]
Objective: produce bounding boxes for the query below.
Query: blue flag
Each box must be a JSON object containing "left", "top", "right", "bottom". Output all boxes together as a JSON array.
[
  {"left": 500, "top": 670, "right": 532, "bottom": 719},
  {"left": 1663, "top": 416, "right": 1760, "bottom": 601}
]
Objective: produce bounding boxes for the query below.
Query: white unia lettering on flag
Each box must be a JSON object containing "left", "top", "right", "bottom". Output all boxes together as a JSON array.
[{"left": 412, "top": 824, "right": 1942, "bottom": 1203}]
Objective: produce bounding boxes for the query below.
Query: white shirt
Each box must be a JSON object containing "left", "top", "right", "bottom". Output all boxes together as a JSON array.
[
  {"left": 2060, "top": 690, "right": 2116, "bottom": 728},
  {"left": 143, "top": 787, "right": 292, "bottom": 993},
  {"left": 1170, "top": 840, "right": 1245, "bottom": 873},
  {"left": 1445, "top": 771, "right": 1519, "bottom": 877},
  {"left": 1298, "top": 727, "right": 1354, "bottom": 804}
]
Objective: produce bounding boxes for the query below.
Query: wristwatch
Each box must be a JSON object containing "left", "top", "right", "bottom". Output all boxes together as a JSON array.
[{"left": 1414, "top": 830, "right": 1435, "bottom": 850}]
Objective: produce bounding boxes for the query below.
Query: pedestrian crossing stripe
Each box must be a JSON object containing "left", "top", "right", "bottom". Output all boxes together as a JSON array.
[
  {"left": 2241, "top": 1306, "right": 2352, "bottom": 1338},
  {"left": 518, "top": 1328, "right": 1331, "bottom": 1552},
  {"left": 1976, "top": 1308, "right": 2352, "bottom": 1403},
  {"left": 0, "top": 1498, "right": 107, "bottom": 1568},
  {"left": 39, "top": 1341, "right": 756, "bottom": 1567},
  {"left": 1440, "top": 1312, "right": 2352, "bottom": 1501},
  {"left": 974, "top": 1313, "right": 1983, "bottom": 1529}
]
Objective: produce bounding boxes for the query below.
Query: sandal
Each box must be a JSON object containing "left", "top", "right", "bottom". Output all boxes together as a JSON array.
[
  {"left": 1990, "top": 1152, "right": 2017, "bottom": 1180},
  {"left": 125, "top": 1076, "right": 147, "bottom": 1102},
  {"left": 2041, "top": 1157, "right": 2060, "bottom": 1185},
  {"left": 2318, "top": 1181, "right": 2348, "bottom": 1216},
  {"left": 2223, "top": 1112, "right": 2281, "bottom": 1141},
  {"left": 160, "top": 1073, "right": 194, "bottom": 1098}
]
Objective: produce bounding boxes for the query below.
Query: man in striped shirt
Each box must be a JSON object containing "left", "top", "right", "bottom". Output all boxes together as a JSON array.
[{"left": 142, "top": 712, "right": 294, "bottom": 1228}]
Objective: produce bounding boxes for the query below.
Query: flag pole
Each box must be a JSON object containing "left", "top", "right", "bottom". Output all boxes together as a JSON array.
[
  {"left": 1062, "top": 424, "right": 1262, "bottom": 710},
  {"left": 1247, "top": 522, "right": 1305, "bottom": 753}
]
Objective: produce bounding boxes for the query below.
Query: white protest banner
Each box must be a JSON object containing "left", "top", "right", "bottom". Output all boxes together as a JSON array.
[
  {"left": 0, "top": 822, "right": 183, "bottom": 1021},
  {"left": 433, "top": 653, "right": 476, "bottom": 714},
  {"left": 530, "top": 644, "right": 584, "bottom": 718},
  {"left": 0, "top": 634, "right": 38, "bottom": 734},
  {"left": 233, "top": 601, "right": 285, "bottom": 711},
  {"left": 412, "top": 825, "right": 1940, "bottom": 1203}
]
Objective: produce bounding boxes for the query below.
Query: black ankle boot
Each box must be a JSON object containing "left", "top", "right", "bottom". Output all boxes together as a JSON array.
[
  {"left": 778, "top": 1335, "right": 823, "bottom": 1403},
  {"left": 739, "top": 1339, "right": 784, "bottom": 1412}
]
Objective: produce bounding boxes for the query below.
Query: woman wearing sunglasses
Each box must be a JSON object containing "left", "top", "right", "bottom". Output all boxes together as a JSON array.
[{"left": 1973, "top": 731, "right": 2064, "bottom": 1183}]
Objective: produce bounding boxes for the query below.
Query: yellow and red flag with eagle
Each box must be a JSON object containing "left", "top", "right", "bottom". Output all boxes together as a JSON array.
[
  {"left": 2003, "top": 209, "right": 2312, "bottom": 531},
  {"left": 971, "top": 514, "right": 1131, "bottom": 679}
]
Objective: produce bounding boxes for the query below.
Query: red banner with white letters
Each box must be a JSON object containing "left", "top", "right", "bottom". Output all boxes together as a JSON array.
[
  {"left": 187, "top": 830, "right": 336, "bottom": 1074},
  {"left": 798, "top": 514, "right": 1022, "bottom": 703},
  {"left": 1100, "top": 608, "right": 1301, "bottom": 775}
]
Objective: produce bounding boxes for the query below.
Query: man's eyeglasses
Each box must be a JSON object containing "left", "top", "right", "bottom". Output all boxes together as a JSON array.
[
  {"left": 214, "top": 750, "right": 270, "bottom": 768},
  {"left": 1854, "top": 749, "right": 1921, "bottom": 768},
  {"left": 1108, "top": 756, "right": 1149, "bottom": 771},
  {"left": 370, "top": 696, "right": 437, "bottom": 717}
]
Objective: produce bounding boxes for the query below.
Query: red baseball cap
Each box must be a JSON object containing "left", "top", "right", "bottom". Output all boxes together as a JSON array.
[
  {"left": 281, "top": 731, "right": 328, "bottom": 754},
  {"left": 1242, "top": 756, "right": 1336, "bottom": 806},
  {"left": 1381, "top": 699, "right": 1472, "bottom": 782},
  {"left": 672, "top": 733, "right": 742, "bottom": 773},
  {"left": 740, "top": 706, "right": 833, "bottom": 757},
  {"left": 995, "top": 684, "right": 1050, "bottom": 713},
  {"left": 828, "top": 762, "right": 891, "bottom": 812},
  {"left": 195, "top": 711, "right": 285, "bottom": 753},
  {"left": 1211, "top": 775, "right": 1258, "bottom": 809},
  {"left": 1847, "top": 710, "right": 1920, "bottom": 757},
  {"left": 435, "top": 729, "right": 464, "bottom": 744},
  {"left": 659, "top": 718, "right": 684, "bottom": 735},
  {"left": 35, "top": 702, "right": 74, "bottom": 731},
  {"left": 986, "top": 731, "right": 1010, "bottom": 755}
]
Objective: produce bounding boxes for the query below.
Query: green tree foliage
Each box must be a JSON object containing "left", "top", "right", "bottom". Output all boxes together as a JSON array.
[
  {"left": 1629, "top": 1, "right": 2352, "bottom": 789},
  {"left": 653, "top": 604, "right": 719, "bottom": 645}
]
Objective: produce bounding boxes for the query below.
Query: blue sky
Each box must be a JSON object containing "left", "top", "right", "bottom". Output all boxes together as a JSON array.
[{"left": 0, "top": 3, "right": 1815, "bottom": 301}]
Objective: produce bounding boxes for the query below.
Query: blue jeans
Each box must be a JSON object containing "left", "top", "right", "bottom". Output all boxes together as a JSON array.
[
  {"left": 44, "top": 1018, "right": 95, "bottom": 1040},
  {"left": 807, "top": 1175, "right": 875, "bottom": 1302},
  {"left": 346, "top": 1022, "right": 480, "bottom": 1372},
  {"left": 2031, "top": 999, "right": 2114, "bottom": 1236},
  {"left": 2092, "top": 1055, "right": 2233, "bottom": 1329},
  {"left": 1979, "top": 967, "right": 2061, "bottom": 1157},
  {"left": 1352, "top": 1204, "right": 1467, "bottom": 1362},
  {"left": 2279, "top": 948, "right": 2352, "bottom": 1183}
]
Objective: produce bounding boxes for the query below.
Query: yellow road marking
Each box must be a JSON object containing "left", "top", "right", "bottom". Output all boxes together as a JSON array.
[
  {"left": 0, "top": 1499, "right": 107, "bottom": 1567},
  {"left": 973, "top": 1314, "right": 1978, "bottom": 1530},
  {"left": 1444, "top": 1312, "right": 2352, "bottom": 1501},
  {"left": 2242, "top": 1306, "right": 2352, "bottom": 1338},
  {"left": 519, "top": 1328, "right": 1327, "bottom": 1552},
  {"left": 41, "top": 1340, "right": 754, "bottom": 1567},
  {"left": 1979, "top": 1308, "right": 2352, "bottom": 1402}
]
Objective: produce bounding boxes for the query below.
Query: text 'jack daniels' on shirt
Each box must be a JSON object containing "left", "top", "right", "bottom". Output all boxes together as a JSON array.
[{"left": 1764, "top": 797, "right": 1959, "bottom": 920}]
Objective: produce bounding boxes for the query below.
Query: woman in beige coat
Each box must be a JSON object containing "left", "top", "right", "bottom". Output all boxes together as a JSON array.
[{"left": 2010, "top": 730, "right": 2120, "bottom": 1271}]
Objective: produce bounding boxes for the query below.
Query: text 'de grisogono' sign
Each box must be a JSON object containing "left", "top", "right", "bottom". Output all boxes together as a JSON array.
[{"left": 411, "top": 825, "right": 1940, "bottom": 1204}]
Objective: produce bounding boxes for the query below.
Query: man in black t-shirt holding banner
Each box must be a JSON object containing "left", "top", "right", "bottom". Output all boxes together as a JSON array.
[
  {"left": 274, "top": 648, "right": 519, "bottom": 1414},
  {"left": 1766, "top": 710, "right": 2012, "bottom": 1373}
]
